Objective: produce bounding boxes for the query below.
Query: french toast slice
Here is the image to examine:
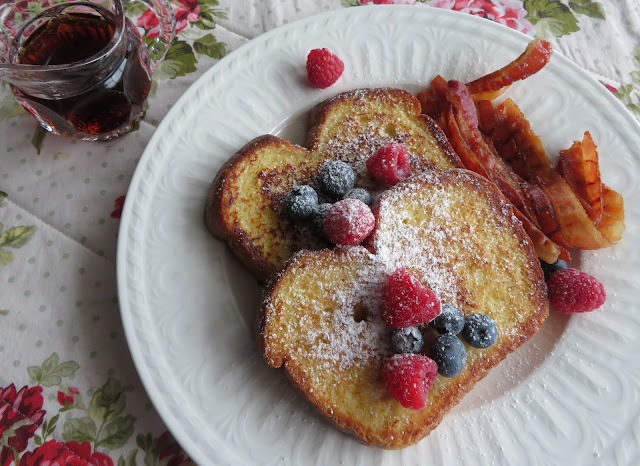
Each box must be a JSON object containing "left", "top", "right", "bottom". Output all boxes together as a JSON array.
[
  {"left": 259, "top": 169, "right": 548, "bottom": 449},
  {"left": 205, "top": 88, "right": 462, "bottom": 282}
]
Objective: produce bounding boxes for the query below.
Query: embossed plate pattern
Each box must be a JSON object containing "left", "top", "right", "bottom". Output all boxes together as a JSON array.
[{"left": 117, "top": 6, "right": 640, "bottom": 466}]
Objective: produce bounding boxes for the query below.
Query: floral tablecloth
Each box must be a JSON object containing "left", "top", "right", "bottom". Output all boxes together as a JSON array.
[{"left": 1, "top": 0, "right": 639, "bottom": 464}]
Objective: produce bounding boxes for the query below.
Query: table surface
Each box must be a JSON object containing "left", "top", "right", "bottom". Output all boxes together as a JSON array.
[{"left": 1, "top": 0, "right": 639, "bottom": 464}]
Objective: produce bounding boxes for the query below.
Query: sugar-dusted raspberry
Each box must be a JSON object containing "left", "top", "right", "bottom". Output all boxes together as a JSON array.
[
  {"left": 306, "top": 48, "right": 344, "bottom": 89},
  {"left": 366, "top": 141, "right": 411, "bottom": 185},
  {"left": 381, "top": 267, "right": 441, "bottom": 328},
  {"left": 323, "top": 198, "right": 375, "bottom": 245},
  {"left": 547, "top": 268, "right": 606, "bottom": 313},
  {"left": 382, "top": 353, "right": 438, "bottom": 410}
]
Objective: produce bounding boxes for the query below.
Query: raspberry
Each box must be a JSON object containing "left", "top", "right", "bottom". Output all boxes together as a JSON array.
[
  {"left": 381, "top": 267, "right": 441, "bottom": 328},
  {"left": 382, "top": 353, "right": 438, "bottom": 410},
  {"left": 306, "top": 48, "right": 344, "bottom": 89},
  {"left": 366, "top": 142, "right": 411, "bottom": 185},
  {"left": 547, "top": 268, "right": 606, "bottom": 313},
  {"left": 323, "top": 198, "right": 375, "bottom": 245}
]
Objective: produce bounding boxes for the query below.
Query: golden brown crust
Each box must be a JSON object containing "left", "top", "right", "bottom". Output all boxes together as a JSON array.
[
  {"left": 259, "top": 169, "right": 548, "bottom": 449},
  {"left": 204, "top": 135, "right": 307, "bottom": 281}
]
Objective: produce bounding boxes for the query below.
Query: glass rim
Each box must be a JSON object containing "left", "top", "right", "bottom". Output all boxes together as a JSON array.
[{"left": 3, "top": 0, "right": 126, "bottom": 73}]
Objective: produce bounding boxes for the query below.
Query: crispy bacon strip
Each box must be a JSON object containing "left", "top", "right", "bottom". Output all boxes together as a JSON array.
[
  {"left": 470, "top": 86, "right": 510, "bottom": 102},
  {"left": 493, "top": 99, "right": 616, "bottom": 250},
  {"left": 466, "top": 39, "right": 553, "bottom": 94},
  {"left": 447, "top": 83, "right": 539, "bottom": 223},
  {"left": 598, "top": 185, "right": 625, "bottom": 243},
  {"left": 417, "top": 75, "right": 448, "bottom": 122},
  {"left": 444, "top": 81, "right": 564, "bottom": 262},
  {"left": 557, "top": 132, "right": 603, "bottom": 225}
]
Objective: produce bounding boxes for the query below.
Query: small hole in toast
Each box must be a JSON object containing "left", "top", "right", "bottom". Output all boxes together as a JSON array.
[
  {"left": 382, "top": 124, "right": 397, "bottom": 138},
  {"left": 353, "top": 301, "right": 369, "bottom": 322}
]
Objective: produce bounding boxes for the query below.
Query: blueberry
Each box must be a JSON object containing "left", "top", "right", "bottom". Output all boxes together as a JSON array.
[
  {"left": 432, "top": 304, "right": 465, "bottom": 335},
  {"left": 311, "top": 203, "right": 333, "bottom": 236},
  {"left": 282, "top": 185, "right": 318, "bottom": 219},
  {"left": 540, "top": 258, "right": 568, "bottom": 281},
  {"left": 318, "top": 161, "right": 355, "bottom": 198},
  {"left": 431, "top": 334, "right": 466, "bottom": 377},
  {"left": 344, "top": 187, "right": 373, "bottom": 206},
  {"left": 391, "top": 326, "right": 424, "bottom": 354},
  {"left": 461, "top": 313, "right": 498, "bottom": 349}
]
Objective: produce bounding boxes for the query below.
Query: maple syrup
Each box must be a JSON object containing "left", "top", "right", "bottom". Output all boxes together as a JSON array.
[{"left": 12, "top": 10, "right": 152, "bottom": 139}]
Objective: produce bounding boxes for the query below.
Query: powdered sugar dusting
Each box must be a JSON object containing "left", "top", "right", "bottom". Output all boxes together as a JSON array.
[
  {"left": 373, "top": 174, "right": 464, "bottom": 305},
  {"left": 265, "top": 169, "right": 542, "bottom": 378},
  {"left": 265, "top": 248, "right": 392, "bottom": 372},
  {"left": 297, "top": 259, "right": 391, "bottom": 371}
]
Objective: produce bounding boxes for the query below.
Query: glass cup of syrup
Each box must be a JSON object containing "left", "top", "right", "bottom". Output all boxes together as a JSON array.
[{"left": 0, "top": 0, "right": 176, "bottom": 140}]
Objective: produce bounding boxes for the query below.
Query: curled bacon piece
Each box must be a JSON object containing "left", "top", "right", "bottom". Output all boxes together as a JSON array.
[
  {"left": 417, "top": 39, "right": 623, "bottom": 260},
  {"left": 466, "top": 39, "right": 553, "bottom": 95},
  {"left": 417, "top": 75, "right": 448, "bottom": 124},
  {"left": 489, "top": 99, "right": 619, "bottom": 250},
  {"left": 557, "top": 132, "right": 625, "bottom": 243},
  {"left": 557, "top": 132, "right": 603, "bottom": 225},
  {"left": 443, "top": 81, "right": 565, "bottom": 262},
  {"left": 598, "top": 185, "right": 625, "bottom": 243}
]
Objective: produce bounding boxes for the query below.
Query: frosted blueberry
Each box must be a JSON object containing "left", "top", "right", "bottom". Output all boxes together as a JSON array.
[
  {"left": 461, "top": 313, "right": 498, "bottom": 349},
  {"left": 344, "top": 187, "right": 372, "bottom": 206},
  {"left": 432, "top": 334, "right": 466, "bottom": 377},
  {"left": 311, "top": 203, "right": 333, "bottom": 237},
  {"left": 391, "top": 326, "right": 424, "bottom": 354},
  {"left": 432, "top": 304, "right": 465, "bottom": 335},
  {"left": 282, "top": 185, "right": 318, "bottom": 219},
  {"left": 318, "top": 161, "right": 355, "bottom": 198}
]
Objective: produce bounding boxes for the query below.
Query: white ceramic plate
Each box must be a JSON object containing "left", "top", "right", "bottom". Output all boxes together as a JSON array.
[{"left": 117, "top": 6, "right": 640, "bottom": 465}]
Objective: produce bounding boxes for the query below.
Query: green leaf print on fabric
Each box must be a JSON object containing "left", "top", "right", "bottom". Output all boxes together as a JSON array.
[
  {"left": 0, "top": 225, "right": 36, "bottom": 249},
  {"left": 62, "top": 378, "right": 137, "bottom": 453},
  {"left": 611, "top": 84, "right": 640, "bottom": 114},
  {"left": 0, "top": 90, "right": 26, "bottom": 120},
  {"left": 0, "top": 224, "right": 36, "bottom": 266},
  {"left": 154, "top": 41, "right": 198, "bottom": 80},
  {"left": 193, "top": 33, "right": 227, "bottom": 59},
  {"left": 568, "top": 0, "right": 606, "bottom": 19},
  {"left": 96, "top": 415, "right": 136, "bottom": 450},
  {"left": 27, "top": 353, "right": 80, "bottom": 387},
  {"left": 195, "top": 0, "right": 228, "bottom": 30},
  {"left": 604, "top": 45, "right": 640, "bottom": 115},
  {"left": 88, "top": 378, "right": 127, "bottom": 422},
  {"left": 524, "top": 0, "right": 606, "bottom": 38},
  {"left": 117, "top": 449, "right": 138, "bottom": 466},
  {"left": 62, "top": 416, "right": 98, "bottom": 443},
  {"left": 524, "top": 0, "right": 580, "bottom": 38}
]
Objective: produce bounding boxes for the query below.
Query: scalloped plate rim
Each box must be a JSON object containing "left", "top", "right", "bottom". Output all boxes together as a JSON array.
[{"left": 117, "top": 5, "right": 640, "bottom": 466}]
